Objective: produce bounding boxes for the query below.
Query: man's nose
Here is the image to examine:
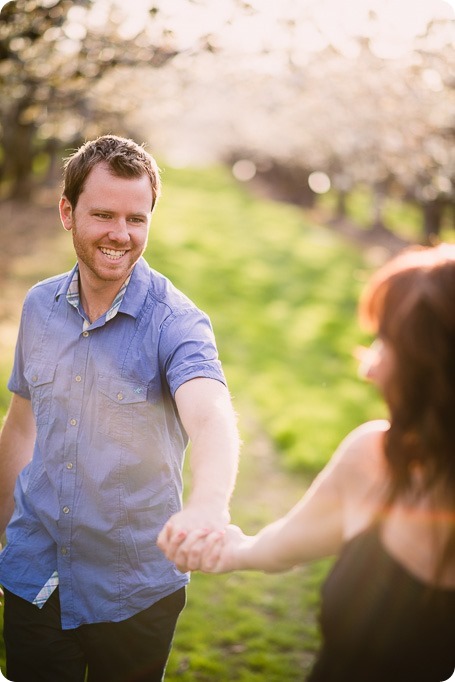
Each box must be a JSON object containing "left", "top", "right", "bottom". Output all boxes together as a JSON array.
[{"left": 108, "top": 219, "right": 130, "bottom": 243}]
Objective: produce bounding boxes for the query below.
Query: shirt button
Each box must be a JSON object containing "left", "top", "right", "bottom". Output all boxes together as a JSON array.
[
  {"left": 32, "top": 375, "right": 38, "bottom": 382},
  {"left": 82, "top": 331, "right": 89, "bottom": 337},
  {"left": 70, "top": 418, "right": 77, "bottom": 426},
  {"left": 66, "top": 462, "right": 74, "bottom": 470},
  {"left": 62, "top": 506, "right": 70, "bottom": 514},
  {"left": 75, "top": 375, "right": 82, "bottom": 382},
  {"left": 117, "top": 393, "right": 124, "bottom": 401},
  {"left": 61, "top": 547, "right": 68, "bottom": 556}
]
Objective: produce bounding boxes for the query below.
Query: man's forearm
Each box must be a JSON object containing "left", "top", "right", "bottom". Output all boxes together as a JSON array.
[
  {"left": 186, "top": 414, "right": 240, "bottom": 516},
  {"left": 0, "top": 394, "right": 36, "bottom": 535}
]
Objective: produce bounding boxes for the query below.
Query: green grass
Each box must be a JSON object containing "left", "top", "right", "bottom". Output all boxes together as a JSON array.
[
  {"left": 0, "top": 163, "right": 391, "bottom": 679},
  {"left": 150, "top": 165, "right": 385, "bottom": 473},
  {"left": 165, "top": 567, "right": 328, "bottom": 681},
  {"left": 318, "top": 184, "right": 455, "bottom": 244}
]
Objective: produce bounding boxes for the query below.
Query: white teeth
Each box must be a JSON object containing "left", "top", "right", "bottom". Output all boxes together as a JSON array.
[{"left": 100, "top": 248, "right": 126, "bottom": 260}]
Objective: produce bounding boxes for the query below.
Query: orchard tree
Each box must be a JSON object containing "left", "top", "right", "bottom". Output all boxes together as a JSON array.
[
  {"left": 128, "top": 0, "right": 454, "bottom": 243},
  {"left": 0, "top": 0, "right": 177, "bottom": 200}
]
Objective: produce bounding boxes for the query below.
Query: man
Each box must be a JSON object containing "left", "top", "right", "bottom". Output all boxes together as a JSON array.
[{"left": 0, "top": 135, "right": 240, "bottom": 682}]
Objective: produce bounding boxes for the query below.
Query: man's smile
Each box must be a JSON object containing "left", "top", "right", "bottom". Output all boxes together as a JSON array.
[{"left": 99, "top": 247, "right": 127, "bottom": 260}]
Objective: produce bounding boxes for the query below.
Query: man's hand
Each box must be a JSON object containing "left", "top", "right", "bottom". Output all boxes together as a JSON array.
[
  {"left": 156, "top": 503, "right": 229, "bottom": 572},
  {"left": 158, "top": 519, "right": 251, "bottom": 575},
  {"left": 157, "top": 504, "right": 229, "bottom": 572}
]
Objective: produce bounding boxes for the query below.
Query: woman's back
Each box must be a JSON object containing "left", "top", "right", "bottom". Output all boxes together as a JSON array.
[
  {"left": 308, "top": 419, "right": 455, "bottom": 682},
  {"left": 308, "top": 522, "right": 455, "bottom": 682}
]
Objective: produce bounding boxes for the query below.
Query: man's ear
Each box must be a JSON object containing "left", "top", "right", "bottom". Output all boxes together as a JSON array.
[{"left": 59, "top": 196, "right": 74, "bottom": 231}]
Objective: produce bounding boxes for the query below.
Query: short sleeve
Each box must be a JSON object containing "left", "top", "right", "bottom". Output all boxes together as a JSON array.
[{"left": 159, "top": 308, "right": 226, "bottom": 397}]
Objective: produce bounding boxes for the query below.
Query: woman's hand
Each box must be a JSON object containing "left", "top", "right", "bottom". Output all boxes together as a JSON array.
[
  {"left": 158, "top": 522, "right": 248, "bottom": 574},
  {"left": 198, "top": 524, "right": 248, "bottom": 573}
]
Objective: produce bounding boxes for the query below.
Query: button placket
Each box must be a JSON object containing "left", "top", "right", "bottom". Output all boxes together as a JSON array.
[{"left": 58, "top": 331, "right": 90, "bottom": 578}]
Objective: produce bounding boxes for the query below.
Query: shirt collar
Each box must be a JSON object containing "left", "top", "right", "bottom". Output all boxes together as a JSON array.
[
  {"left": 118, "top": 257, "right": 152, "bottom": 318},
  {"left": 57, "top": 264, "right": 133, "bottom": 330},
  {"left": 56, "top": 258, "right": 151, "bottom": 322}
]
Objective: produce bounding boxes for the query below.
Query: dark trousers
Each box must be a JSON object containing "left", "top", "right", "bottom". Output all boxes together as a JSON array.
[{"left": 2, "top": 587, "right": 186, "bottom": 682}]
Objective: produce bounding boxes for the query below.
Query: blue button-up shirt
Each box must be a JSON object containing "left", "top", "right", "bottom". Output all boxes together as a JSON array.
[{"left": 0, "top": 257, "right": 226, "bottom": 629}]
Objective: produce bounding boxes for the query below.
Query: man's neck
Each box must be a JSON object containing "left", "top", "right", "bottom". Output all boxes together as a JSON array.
[{"left": 78, "top": 273, "right": 129, "bottom": 324}]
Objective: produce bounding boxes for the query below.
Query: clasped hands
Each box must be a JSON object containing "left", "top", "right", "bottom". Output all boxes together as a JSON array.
[{"left": 157, "top": 504, "right": 242, "bottom": 574}]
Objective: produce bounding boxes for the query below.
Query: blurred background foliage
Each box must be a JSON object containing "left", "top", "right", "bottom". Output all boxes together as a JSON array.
[
  {"left": 0, "top": 0, "right": 177, "bottom": 199},
  {"left": 0, "top": 0, "right": 454, "bottom": 242}
]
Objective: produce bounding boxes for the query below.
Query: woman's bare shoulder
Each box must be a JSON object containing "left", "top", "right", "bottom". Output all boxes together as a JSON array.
[
  {"left": 342, "top": 419, "right": 389, "bottom": 444},
  {"left": 329, "top": 420, "right": 390, "bottom": 538},
  {"left": 329, "top": 419, "right": 390, "bottom": 485}
]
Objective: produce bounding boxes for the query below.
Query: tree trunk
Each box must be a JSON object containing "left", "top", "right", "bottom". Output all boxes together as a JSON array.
[
  {"left": 336, "top": 190, "right": 347, "bottom": 218},
  {"left": 371, "top": 185, "right": 386, "bottom": 230},
  {"left": 422, "top": 200, "right": 443, "bottom": 244},
  {"left": 3, "top": 107, "right": 36, "bottom": 201}
]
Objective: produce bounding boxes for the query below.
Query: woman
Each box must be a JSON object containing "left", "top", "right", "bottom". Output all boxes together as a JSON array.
[{"left": 161, "top": 243, "right": 455, "bottom": 681}]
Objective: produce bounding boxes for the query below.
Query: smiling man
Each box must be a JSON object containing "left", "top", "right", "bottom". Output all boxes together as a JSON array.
[{"left": 0, "top": 135, "right": 240, "bottom": 682}]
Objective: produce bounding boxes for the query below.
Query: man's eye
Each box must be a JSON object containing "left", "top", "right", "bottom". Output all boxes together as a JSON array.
[{"left": 95, "top": 213, "right": 111, "bottom": 219}]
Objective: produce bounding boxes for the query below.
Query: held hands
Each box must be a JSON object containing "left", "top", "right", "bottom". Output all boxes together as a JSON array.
[
  {"left": 157, "top": 505, "right": 246, "bottom": 573},
  {"left": 198, "top": 524, "right": 247, "bottom": 573},
  {"left": 156, "top": 502, "right": 228, "bottom": 572}
]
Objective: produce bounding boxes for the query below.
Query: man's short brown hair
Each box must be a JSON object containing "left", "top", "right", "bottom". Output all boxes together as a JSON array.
[{"left": 62, "top": 135, "right": 161, "bottom": 210}]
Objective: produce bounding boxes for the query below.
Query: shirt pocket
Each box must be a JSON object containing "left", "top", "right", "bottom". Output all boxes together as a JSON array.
[
  {"left": 24, "top": 363, "right": 56, "bottom": 425},
  {"left": 97, "top": 375, "right": 149, "bottom": 444}
]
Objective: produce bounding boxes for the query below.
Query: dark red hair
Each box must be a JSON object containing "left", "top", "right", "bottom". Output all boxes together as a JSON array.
[{"left": 359, "top": 244, "right": 455, "bottom": 498}]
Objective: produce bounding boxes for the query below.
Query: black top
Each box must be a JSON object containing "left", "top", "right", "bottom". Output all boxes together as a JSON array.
[{"left": 308, "top": 524, "right": 455, "bottom": 682}]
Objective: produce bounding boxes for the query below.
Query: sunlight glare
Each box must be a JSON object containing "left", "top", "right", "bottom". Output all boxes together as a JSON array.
[
  {"left": 308, "top": 172, "right": 331, "bottom": 194},
  {"left": 232, "top": 160, "right": 257, "bottom": 182}
]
